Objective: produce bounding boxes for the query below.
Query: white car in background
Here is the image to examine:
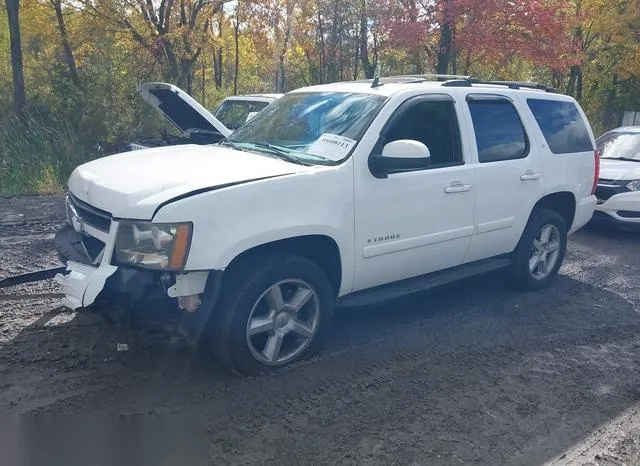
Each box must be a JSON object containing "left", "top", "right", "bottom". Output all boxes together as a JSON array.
[
  {"left": 592, "top": 126, "right": 640, "bottom": 231},
  {"left": 130, "top": 83, "right": 281, "bottom": 150},
  {"left": 212, "top": 94, "right": 283, "bottom": 130}
]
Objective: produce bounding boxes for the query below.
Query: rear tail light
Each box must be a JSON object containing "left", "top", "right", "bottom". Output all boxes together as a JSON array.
[{"left": 591, "top": 148, "right": 601, "bottom": 195}]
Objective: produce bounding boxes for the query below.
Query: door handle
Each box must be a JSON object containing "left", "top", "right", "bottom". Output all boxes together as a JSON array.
[
  {"left": 444, "top": 183, "right": 471, "bottom": 193},
  {"left": 520, "top": 171, "right": 541, "bottom": 181}
]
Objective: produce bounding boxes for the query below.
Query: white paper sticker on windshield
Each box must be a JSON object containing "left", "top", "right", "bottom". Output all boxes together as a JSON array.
[
  {"left": 307, "top": 133, "right": 356, "bottom": 161},
  {"left": 245, "top": 112, "right": 259, "bottom": 122}
]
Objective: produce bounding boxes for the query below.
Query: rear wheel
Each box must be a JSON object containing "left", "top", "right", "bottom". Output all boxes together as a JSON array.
[
  {"left": 508, "top": 208, "right": 567, "bottom": 290},
  {"left": 209, "top": 253, "right": 334, "bottom": 375}
]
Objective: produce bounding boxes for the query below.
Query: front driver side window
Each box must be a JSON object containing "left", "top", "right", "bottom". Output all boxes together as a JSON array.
[{"left": 380, "top": 97, "right": 463, "bottom": 168}]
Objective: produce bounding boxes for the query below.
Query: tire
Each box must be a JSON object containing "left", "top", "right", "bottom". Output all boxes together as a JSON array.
[
  {"left": 209, "top": 253, "right": 335, "bottom": 375},
  {"left": 507, "top": 208, "right": 568, "bottom": 291}
]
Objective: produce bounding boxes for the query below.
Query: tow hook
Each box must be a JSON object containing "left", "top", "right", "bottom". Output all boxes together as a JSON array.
[
  {"left": 178, "top": 295, "right": 202, "bottom": 312},
  {"left": 167, "top": 272, "right": 209, "bottom": 313}
]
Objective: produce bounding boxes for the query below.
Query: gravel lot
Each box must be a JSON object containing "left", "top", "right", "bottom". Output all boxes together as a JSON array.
[{"left": 1, "top": 195, "right": 639, "bottom": 465}]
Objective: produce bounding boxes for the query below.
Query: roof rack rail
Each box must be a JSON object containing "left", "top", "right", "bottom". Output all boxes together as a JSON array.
[
  {"left": 441, "top": 77, "right": 558, "bottom": 93},
  {"left": 353, "top": 74, "right": 473, "bottom": 85},
  {"left": 394, "top": 74, "right": 474, "bottom": 82},
  {"left": 440, "top": 79, "right": 472, "bottom": 87},
  {"left": 350, "top": 74, "right": 558, "bottom": 92},
  {"left": 474, "top": 79, "right": 558, "bottom": 93}
]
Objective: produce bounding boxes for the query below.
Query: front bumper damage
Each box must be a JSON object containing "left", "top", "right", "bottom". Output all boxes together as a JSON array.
[
  {"left": 54, "top": 217, "right": 120, "bottom": 310},
  {"left": 54, "top": 205, "right": 211, "bottom": 311},
  {"left": 55, "top": 261, "right": 117, "bottom": 310}
]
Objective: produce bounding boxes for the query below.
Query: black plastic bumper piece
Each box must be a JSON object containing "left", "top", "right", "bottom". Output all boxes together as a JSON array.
[
  {"left": 0, "top": 267, "right": 66, "bottom": 289},
  {"left": 54, "top": 225, "right": 96, "bottom": 265},
  {"left": 102, "top": 267, "right": 162, "bottom": 302}
]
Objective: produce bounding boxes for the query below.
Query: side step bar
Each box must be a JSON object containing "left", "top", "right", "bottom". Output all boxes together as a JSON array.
[
  {"left": 0, "top": 267, "right": 66, "bottom": 289},
  {"left": 338, "top": 256, "right": 511, "bottom": 308}
]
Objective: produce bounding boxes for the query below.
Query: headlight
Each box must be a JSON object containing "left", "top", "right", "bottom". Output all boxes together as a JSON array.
[
  {"left": 114, "top": 222, "right": 192, "bottom": 270},
  {"left": 626, "top": 180, "right": 640, "bottom": 191}
]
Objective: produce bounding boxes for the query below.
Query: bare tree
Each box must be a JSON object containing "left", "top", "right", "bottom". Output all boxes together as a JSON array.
[
  {"left": 51, "top": 0, "right": 80, "bottom": 87},
  {"left": 81, "top": 0, "right": 227, "bottom": 92},
  {"left": 213, "top": 12, "right": 224, "bottom": 89},
  {"left": 436, "top": 0, "right": 453, "bottom": 74},
  {"left": 359, "top": 0, "right": 375, "bottom": 79},
  {"left": 274, "top": 0, "right": 297, "bottom": 92},
  {"left": 5, "top": 0, "right": 26, "bottom": 114},
  {"left": 233, "top": 2, "right": 241, "bottom": 95}
]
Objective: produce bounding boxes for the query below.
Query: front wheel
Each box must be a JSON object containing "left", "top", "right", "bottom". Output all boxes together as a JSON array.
[
  {"left": 508, "top": 209, "right": 568, "bottom": 291},
  {"left": 209, "top": 253, "right": 335, "bottom": 375}
]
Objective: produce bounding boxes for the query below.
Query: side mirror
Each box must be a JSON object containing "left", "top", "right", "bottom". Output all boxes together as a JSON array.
[{"left": 370, "top": 140, "right": 431, "bottom": 177}]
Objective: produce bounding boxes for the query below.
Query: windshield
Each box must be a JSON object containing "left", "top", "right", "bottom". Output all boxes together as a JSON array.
[
  {"left": 213, "top": 99, "right": 271, "bottom": 130},
  {"left": 226, "top": 92, "right": 388, "bottom": 165},
  {"left": 597, "top": 131, "right": 640, "bottom": 161}
]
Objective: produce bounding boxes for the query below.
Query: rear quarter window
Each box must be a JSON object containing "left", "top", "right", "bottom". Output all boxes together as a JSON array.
[{"left": 526, "top": 99, "right": 593, "bottom": 154}]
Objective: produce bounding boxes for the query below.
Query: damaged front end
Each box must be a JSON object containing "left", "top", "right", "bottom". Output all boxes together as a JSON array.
[{"left": 54, "top": 195, "right": 211, "bottom": 313}]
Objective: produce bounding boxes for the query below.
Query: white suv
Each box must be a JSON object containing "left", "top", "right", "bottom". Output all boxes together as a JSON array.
[
  {"left": 55, "top": 76, "right": 598, "bottom": 375},
  {"left": 212, "top": 93, "right": 283, "bottom": 130}
]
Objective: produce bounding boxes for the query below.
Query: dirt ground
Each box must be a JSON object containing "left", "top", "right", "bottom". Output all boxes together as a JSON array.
[{"left": 1, "top": 195, "right": 639, "bottom": 465}]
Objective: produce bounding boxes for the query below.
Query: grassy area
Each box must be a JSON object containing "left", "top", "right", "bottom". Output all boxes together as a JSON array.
[{"left": 0, "top": 116, "right": 95, "bottom": 195}]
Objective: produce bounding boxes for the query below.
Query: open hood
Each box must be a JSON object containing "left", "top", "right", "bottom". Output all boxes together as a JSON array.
[{"left": 138, "top": 82, "right": 232, "bottom": 138}]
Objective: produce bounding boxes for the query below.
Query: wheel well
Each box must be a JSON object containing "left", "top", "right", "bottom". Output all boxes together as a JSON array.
[
  {"left": 225, "top": 235, "right": 342, "bottom": 295},
  {"left": 532, "top": 192, "right": 576, "bottom": 229}
]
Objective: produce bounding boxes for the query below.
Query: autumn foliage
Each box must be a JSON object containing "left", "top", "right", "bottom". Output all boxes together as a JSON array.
[{"left": 1, "top": 0, "right": 640, "bottom": 193}]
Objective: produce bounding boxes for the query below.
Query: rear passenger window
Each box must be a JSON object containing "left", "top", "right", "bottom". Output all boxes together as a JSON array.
[
  {"left": 468, "top": 97, "right": 528, "bottom": 163},
  {"left": 527, "top": 99, "right": 593, "bottom": 154}
]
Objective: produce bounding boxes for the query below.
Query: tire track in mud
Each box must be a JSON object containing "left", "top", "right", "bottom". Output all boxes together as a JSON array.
[
  {"left": 30, "top": 265, "right": 640, "bottom": 464},
  {"left": 119, "top": 292, "right": 640, "bottom": 466},
  {"left": 38, "top": 276, "right": 640, "bottom": 406},
  {"left": 3, "top": 196, "right": 640, "bottom": 465},
  {"left": 7, "top": 251, "right": 636, "bottom": 404}
]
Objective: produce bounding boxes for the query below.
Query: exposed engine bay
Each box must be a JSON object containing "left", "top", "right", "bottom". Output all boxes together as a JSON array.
[{"left": 129, "top": 129, "right": 225, "bottom": 151}]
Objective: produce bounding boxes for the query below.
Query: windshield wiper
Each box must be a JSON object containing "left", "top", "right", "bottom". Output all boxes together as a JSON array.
[
  {"left": 242, "top": 142, "right": 310, "bottom": 165},
  {"left": 601, "top": 156, "right": 640, "bottom": 162},
  {"left": 218, "top": 140, "right": 247, "bottom": 152}
]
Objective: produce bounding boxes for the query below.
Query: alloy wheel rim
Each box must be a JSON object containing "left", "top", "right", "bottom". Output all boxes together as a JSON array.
[
  {"left": 245, "top": 279, "right": 320, "bottom": 366},
  {"left": 529, "top": 224, "right": 561, "bottom": 280}
]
